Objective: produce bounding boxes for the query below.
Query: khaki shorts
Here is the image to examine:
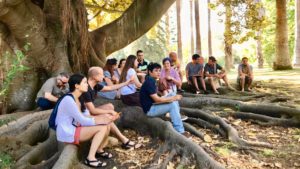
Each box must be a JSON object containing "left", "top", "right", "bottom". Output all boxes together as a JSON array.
[{"left": 205, "top": 77, "right": 220, "bottom": 89}]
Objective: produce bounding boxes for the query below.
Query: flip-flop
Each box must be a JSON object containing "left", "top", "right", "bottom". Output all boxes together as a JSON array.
[
  {"left": 96, "top": 151, "right": 113, "bottom": 159},
  {"left": 121, "top": 140, "right": 136, "bottom": 149},
  {"left": 84, "top": 158, "right": 107, "bottom": 168}
]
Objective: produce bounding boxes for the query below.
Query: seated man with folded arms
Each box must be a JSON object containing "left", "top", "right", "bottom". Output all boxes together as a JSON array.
[
  {"left": 204, "top": 56, "right": 235, "bottom": 94},
  {"left": 80, "top": 67, "right": 136, "bottom": 150},
  {"left": 36, "top": 72, "right": 69, "bottom": 110},
  {"left": 238, "top": 57, "right": 253, "bottom": 92},
  {"left": 185, "top": 54, "right": 208, "bottom": 94},
  {"left": 140, "top": 63, "right": 190, "bottom": 137}
]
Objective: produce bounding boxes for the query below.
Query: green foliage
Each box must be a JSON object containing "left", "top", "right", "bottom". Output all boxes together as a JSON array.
[
  {"left": 261, "top": 149, "right": 274, "bottom": 157},
  {"left": 0, "top": 117, "right": 15, "bottom": 127},
  {"left": 0, "top": 44, "right": 30, "bottom": 97},
  {"left": 0, "top": 152, "right": 12, "bottom": 169},
  {"left": 213, "top": 0, "right": 266, "bottom": 45}
]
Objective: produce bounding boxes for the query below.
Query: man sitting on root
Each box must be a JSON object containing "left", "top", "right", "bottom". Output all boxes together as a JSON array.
[
  {"left": 238, "top": 57, "right": 253, "bottom": 92},
  {"left": 140, "top": 63, "right": 190, "bottom": 137},
  {"left": 80, "top": 67, "right": 136, "bottom": 150},
  {"left": 204, "top": 56, "right": 235, "bottom": 94},
  {"left": 36, "top": 72, "right": 69, "bottom": 110}
]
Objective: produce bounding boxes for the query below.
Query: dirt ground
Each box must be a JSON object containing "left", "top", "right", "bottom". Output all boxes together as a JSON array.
[{"left": 72, "top": 68, "right": 300, "bottom": 169}]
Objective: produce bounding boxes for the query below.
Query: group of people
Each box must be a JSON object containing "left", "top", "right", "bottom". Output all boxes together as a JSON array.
[{"left": 36, "top": 50, "right": 253, "bottom": 168}]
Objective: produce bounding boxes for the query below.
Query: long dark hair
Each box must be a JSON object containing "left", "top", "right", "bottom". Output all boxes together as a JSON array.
[
  {"left": 118, "top": 58, "right": 126, "bottom": 68},
  {"left": 68, "top": 74, "right": 86, "bottom": 112},
  {"left": 103, "top": 58, "right": 117, "bottom": 77},
  {"left": 119, "top": 55, "right": 137, "bottom": 83}
]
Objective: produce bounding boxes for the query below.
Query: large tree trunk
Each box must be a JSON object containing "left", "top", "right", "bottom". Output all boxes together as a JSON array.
[
  {"left": 190, "top": 0, "right": 195, "bottom": 55},
  {"left": 256, "top": 30, "right": 264, "bottom": 68},
  {"left": 207, "top": 0, "right": 212, "bottom": 56},
  {"left": 295, "top": 0, "right": 300, "bottom": 67},
  {"left": 194, "top": 0, "right": 202, "bottom": 56},
  {"left": 224, "top": 5, "right": 233, "bottom": 71},
  {"left": 176, "top": 0, "right": 183, "bottom": 62},
  {"left": 273, "top": 0, "right": 292, "bottom": 70},
  {"left": 0, "top": 0, "right": 176, "bottom": 112},
  {"left": 166, "top": 11, "right": 171, "bottom": 51}
]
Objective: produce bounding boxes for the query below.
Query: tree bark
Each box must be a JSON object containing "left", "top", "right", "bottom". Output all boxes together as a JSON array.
[
  {"left": 256, "top": 30, "right": 264, "bottom": 68},
  {"left": 194, "top": 0, "right": 202, "bottom": 56},
  {"left": 190, "top": 0, "right": 195, "bottom": 55},
  {"left": 165, "top": 11, "right": 171, "bottom": 51},
  {"left": 295, "top": 0, "right": 300, "bottom": 67},
  {"left": 273, "top": 0, "right": 292, "bottom": 70},
  {"left": 224, "top": 5, "right": 233, "bottom": 71},
  {"left": 207, "top": 0, "right": 212, "bottom": 56},
  {"left": 176, "top": 0, "right": 183, "bottom": 62}
]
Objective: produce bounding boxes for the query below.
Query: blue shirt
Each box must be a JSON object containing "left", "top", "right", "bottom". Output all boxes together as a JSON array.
[{"left": 140, "top": 75, "right": 157, "bottom": 113}]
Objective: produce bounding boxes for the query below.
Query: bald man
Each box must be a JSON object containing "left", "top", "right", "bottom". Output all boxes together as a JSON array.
[{"left": 79, "top": 67, "right": 136, "bottom": 150}]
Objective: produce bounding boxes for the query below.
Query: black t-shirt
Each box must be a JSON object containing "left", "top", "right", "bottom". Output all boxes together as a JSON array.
[
  {"left": 204, "top": 63, "right": 223, "bottom": 75},
  {"left": 139, "top": 75, "right": 157, "bottom": 113},
  {"left": 80, "top": 84, "right": 104, "bottom": 104},
  {"left": 137, "top": 60, "right": 149, "bottom": 71}
]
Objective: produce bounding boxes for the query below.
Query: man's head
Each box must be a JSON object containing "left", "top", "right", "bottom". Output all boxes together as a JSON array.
[
  {"left": 136, "top": 50, "right": 144, "bottom": 62},
  {"left": 88, "top": 67, "right": 104, "bottom": 83},
  {"left": 192, "top": 54, "right": 200, "bottom": 64},
  {"left": 241, "top": 57, "right": 248, "bottom": 65},
  {"left": 169, "top": 52, "right": 178, "bottom": 63},
  {"left": 208, "top": 56, "right": 217, "bottom": 65},
  {"left": 56, "top": 72, "right": 69, "bottom": 87},
  {"left": 147, "top": 62, "right": 161, "bottom": 79}
]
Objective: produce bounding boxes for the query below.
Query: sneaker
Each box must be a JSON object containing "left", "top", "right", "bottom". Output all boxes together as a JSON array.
[
  {"left": 182, "top": 131, "right": 192, "bottom": 138},
  {"left": 181, "top": 115, "right": 188, "bottom": 121},
  {"left": 196, "top": 90, "right": 201, "bottom": 94}
]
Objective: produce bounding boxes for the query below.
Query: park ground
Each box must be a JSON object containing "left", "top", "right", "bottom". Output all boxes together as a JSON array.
[{"left": 0, "top": 68, "right": 300, "bottom": 169}]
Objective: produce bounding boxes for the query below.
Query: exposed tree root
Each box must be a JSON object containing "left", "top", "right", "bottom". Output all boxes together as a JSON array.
[
  {"left": 186, "top": 117, "right": 227, "bottom": 137},
  {"left": 223, "top": 111, "right": 300, "bottom": 127},
  {"left": 180, "top": 97, "right": 300, "bottom": 118},
  {"left": 183, "top": 122, "right": 204, "bottom": 140},
  {"left": 0, "top": 110, "right": 50, "bottom": 136},
  {"left": 52, "top": 144, "right": 78, "bottom": 169},
  {"left": 158, "top": 149, "right": 177, "bottom": 169},
  {"left": 181, "top": 107, "right": 272, "bottom": 149}
]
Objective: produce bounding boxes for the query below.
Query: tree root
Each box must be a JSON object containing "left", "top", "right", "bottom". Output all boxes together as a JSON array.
[
  {"left": 52, "top": 144, "right": 78, "bottom": 169},
  {"left": 0, "top": 110, "right": 51, "bottom": 136},
  {"left": 183, "top": 122, "right": 204, "bottom": 140},
  {"left": 181, "top": 107, "right": 272, "bottom": 149},
  {"left": 225, "top": 111, "right": 300, "bottom": 127},
  {"left": 180, "top": 97, "right": 300, "bottom": 118},
  {"left": 159, "top": 149, "right": 177, "bottom": 169},
  {"left": 186, "top": 117, "right": 227, "bottom": 137}
]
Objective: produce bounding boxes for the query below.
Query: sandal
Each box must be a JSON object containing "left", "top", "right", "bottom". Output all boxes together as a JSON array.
[
  {"left": 121, "top": 140, "right": 135, "bottom": 149},
  {"left": 84, "top": 158, "right": 107, "bottom": 168},
  {"left": 96, "top": 151, "right": 113, "bottom": 159}
]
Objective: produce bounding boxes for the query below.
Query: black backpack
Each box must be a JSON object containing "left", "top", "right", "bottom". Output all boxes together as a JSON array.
[{"left": 48, "top": 93, "right": 74, "bottom": 130}]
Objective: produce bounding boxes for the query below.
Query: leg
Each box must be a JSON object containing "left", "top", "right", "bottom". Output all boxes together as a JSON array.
[
  {"left": 199, "top": 77, "right": 207, "bottom": 91},
  {"left": 147, "top": 102, "right": 184, "bottom": 133},
  {"left": 221, "top": 74, "right": 235, "bottom": 90},
  {"left": 109, "top": 123, "right": 128, "bottom": 144},
  {"left": 239, "top": 75, "right": 245, "bottom": 91},
  {"left": 208, "top": 77, "right": 218, "bottom": 94},
  {"left": 79, "top": 125, "right": 109, "bottom": 161},
  {"left": 97, "top": 103, "right": 114, "bottom": 110},
  {"left": 192, "top": 76, "right": 200, "bottom": 92},
  {"left": 246, "top": 76, "right": 253, "bottom": 90}
]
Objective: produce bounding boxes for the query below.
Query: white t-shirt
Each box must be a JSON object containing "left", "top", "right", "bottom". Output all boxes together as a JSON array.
[{"left": 120, "top": 68, "right": 137, "bottom": 95}]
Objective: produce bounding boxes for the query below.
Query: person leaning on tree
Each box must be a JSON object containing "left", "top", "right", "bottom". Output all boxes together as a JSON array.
[
  {"left": 237, "top": 57, "right": 253, "bottom": 92},
  {"left": 36, "top": 72, "right": 69, "bottom": 110}
]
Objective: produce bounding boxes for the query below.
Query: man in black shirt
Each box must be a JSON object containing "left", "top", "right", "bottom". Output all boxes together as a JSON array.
[
  {"left": 204, "top": 56, "right": 235, "bottom": 94},
  {"left": 80, "top": 67, "right": 136, "bottom": 150}
]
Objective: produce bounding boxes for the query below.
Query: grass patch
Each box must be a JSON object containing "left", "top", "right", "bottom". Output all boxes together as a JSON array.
[
  {"left": 0, "top": 117, "right": 15, "bottom": 127},
  {"left": 260, "top": 149, "right": 274, "bottom": 157},
  {"left": 214, "top": 142, "right": 236, "bottom": 157},
  {"left": 0, "top": 152, "right": 12, "bottom": 169}
]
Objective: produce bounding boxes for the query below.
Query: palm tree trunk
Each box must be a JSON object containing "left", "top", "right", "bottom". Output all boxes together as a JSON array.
[
  {"left": 207, "top": 0, "right": 212, "bottom": 56},
  {"left": 224, "top": 5, "right": 233, "bottom": 71},
  {"left": 273, "top": 0, "right": 292, "bottom": 70},
  {"left": 194, "top": 0, "right": 202, "bottom": 56},
  {"left": 295, "top": 0, "right": 300, "bottom": 67},
  {"left": 176, "top": 0, "right": 183, "bottom": 61},
  {"left": 190, "top": 0, "right": 195, "bottom": 55}
]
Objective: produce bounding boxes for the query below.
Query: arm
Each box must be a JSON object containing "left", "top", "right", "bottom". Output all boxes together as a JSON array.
[
  {"left": 150, "top": 93, "right": 182, "bottom": 103},
  {"left": 44, "top": 92, "right": 59, "bottom": 102},
  {"left": 85, "top": 102, "right": 116, "bottom": 116}
]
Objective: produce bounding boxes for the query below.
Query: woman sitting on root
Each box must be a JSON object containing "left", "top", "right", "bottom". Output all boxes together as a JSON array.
[{"left": 55, "top": 74, "right": 119, "bottom": 168}]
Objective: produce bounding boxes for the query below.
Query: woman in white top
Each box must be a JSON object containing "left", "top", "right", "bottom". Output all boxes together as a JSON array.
[
  {"left": 55, "top": 74, "right": 118, "bottom": 168},
  {"left": 119, "top": 55, "right": 142, "bottom": 106}
]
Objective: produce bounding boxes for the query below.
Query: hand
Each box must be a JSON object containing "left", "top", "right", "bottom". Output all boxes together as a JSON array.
[
  {"left": 166, "top": 76, "right": 173, "bottom": 81},
  {"left": 173, "top": 95, "right": 182, "bottom": 101}
]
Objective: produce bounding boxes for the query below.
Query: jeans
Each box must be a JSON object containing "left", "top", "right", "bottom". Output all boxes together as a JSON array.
[
  {"left": 37, "top": 97, "right": 55, "bottom": 110},
  {"left": 147, "top": 101, "right": 184, "bottom": 134}
]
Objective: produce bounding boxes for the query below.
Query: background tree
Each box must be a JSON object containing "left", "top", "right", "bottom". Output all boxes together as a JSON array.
[
  {"left": 176, "top": 0, "right": 183, "bottom": 61},
  {"left": 273, "top": 0, "right": 292, "bottom": 70},
  {"left": 295, "top": 0, "right": 300, "bottom": 67},
  {"left": 207, "top": 0, "right": 213, "bottom": 56},
  {"left": 190, "top": 0, "right": 195, "bottom": 54},
  {"left": 194, "top": 0, "right": 202, "bottom": 55}
]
